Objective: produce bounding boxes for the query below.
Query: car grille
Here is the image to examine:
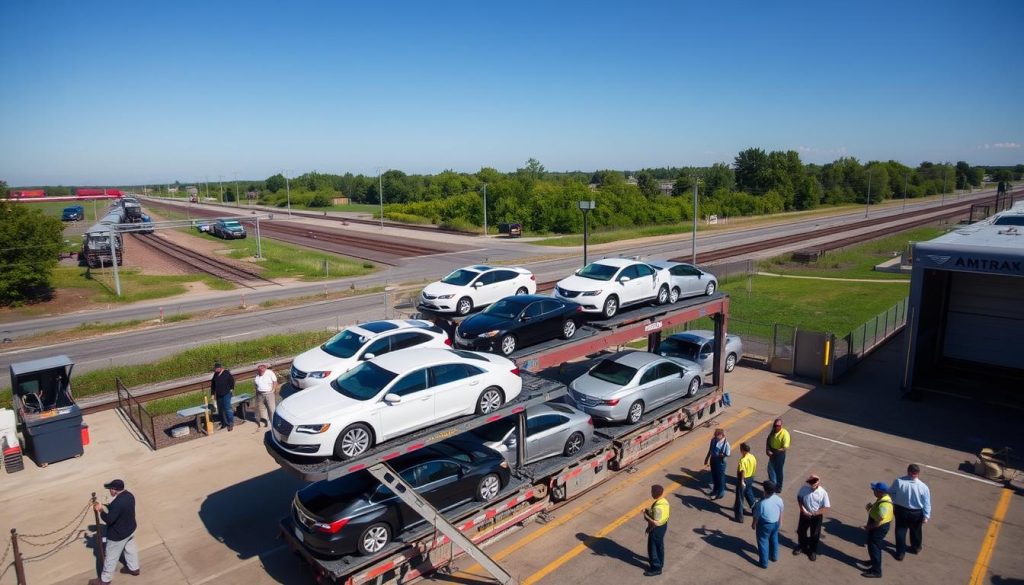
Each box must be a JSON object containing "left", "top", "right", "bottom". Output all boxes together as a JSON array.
[
  {"left": 293, "top": 499, "right": 318, "bottom": 529},
  {"left": 273, "top": 413, "right": 294, "bottom": 436},
  {"left": 290, "top": 366, "right": 307, "bottom": 380},
  {"left": 556, "top": 287, "right": 580, "bottom": 298},
  {"left": 572, "top": 390, "right": 600, "bottom": 407}
]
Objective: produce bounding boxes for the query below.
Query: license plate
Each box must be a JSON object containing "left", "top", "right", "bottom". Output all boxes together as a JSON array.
[{"left": 294, "top": 527, "right": 304, "bottom": 542}]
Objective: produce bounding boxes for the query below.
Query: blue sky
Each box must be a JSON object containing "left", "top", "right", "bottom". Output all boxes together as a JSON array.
[{"left": 1, "top": 0, "right": 1021, "bottom": 186}]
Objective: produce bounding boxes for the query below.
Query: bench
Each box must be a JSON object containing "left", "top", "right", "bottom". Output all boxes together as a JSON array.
[{"left": 177, "top": 393, "right": 253, "bottom": 435}]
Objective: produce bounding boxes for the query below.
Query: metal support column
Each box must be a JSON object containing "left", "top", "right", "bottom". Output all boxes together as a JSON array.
[
  {"left": 712, "top": 312, "right": 727, "bottom": 388},
  {"left": 255, "top": 216, "right": 263, "bottom": 259},
  {"left": 109, "top": 229, "right": 122, "bottom": 296},
  {"left": 365, "top": 463, "right": 516, "bottom": 585},
  {"left": 514, "top": 410, "right": 528, "bottom": 470},
  {"left": 646, "top": 331, "right": 662, "bottom": 354}
]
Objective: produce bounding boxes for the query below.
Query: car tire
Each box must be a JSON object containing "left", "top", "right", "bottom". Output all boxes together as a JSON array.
[
  {"left": 563, "top": 431, "right": 585, "bottom": 456},
  {"left": 626, "top": 400, "right": 644, "bottom": 424},
  {"left": 687, "top": 376, "right": 701, "bottom": 397},
  {"left": 602, "top": 296, "right": 619, "bottom": 319},
  {"left": 476, "top": 473, "right": 502, "bottom": 502},
  {"left": 357, "top": 522, "right": 391, "bottom": 556},
  {"left": 456, "top": 297, "right": 474, "bottom": 316},
  {"left": 515, "top": 287, "right": 528, "bottom": 295},
  {"left": 476, "top": 387, "right": 505, "bottom": 414},
  {"left": 705, "top": 281, "right": 716, "bottom": 296},
  {"left": 334, "top": 423, "right": 374, "bottom": 460},
  {"left": 561, "top": 319, "right": 577, "bottom": 339},
  {"left": 499, "top": 334, "right": 517, "bottom": 356},
  {"left": 725, "top": 353, "right": 737, "bottom": 373},
  {"left": 669, "top": 287, "right": 680, "bottom": 303},
  {"left": 656, "top": 285, "right": 670, "bottom": 305}
]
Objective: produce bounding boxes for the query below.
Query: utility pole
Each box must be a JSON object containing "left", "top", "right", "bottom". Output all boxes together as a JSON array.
[
  {"left": 109, "top": 230, "right": 121, "bottom": 296},
  {"left": 284, "top": 170, "right": 292, "bottom": 216},
  {"left": 903, "top": 173, "right": 909, "bottom": 212},
  {"left": 377, "top": 167, "right": 386, "bottom": 229},
  {"left": 219, "top": 175, "right": 224, "bottom": 202},
  {"left": 942, "top": 167, "right": 948, "bottom": 205},
  {"left": 234, "top": 172, "right": 240, "bottom": 207},
  {"left": 482, "top": 183, "right": 488, "bottom": 236},
  {"left": 865, "top": 170, "right": 872, "bottom": 218},
  {"left": 692, "top": 180, "right": 699, "bottom": 264}
]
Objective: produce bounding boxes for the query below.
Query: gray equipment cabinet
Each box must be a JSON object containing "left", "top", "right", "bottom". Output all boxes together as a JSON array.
[{"left": 9, "top": 355, "right": 84, "bottom": 466}]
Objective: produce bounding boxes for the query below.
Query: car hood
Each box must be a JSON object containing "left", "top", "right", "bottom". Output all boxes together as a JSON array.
[
  {"left": 423, "top": 282, "right": 465, "bottom": 297},
  {"left": 277, "top": 383, "right": 369, "bottom": 423},
  {"left": 458, "top": 313, "right": 512, "bottom": 336},
  {"left": 292, "top": 346, "right": 353, "bottom": 375},
  {"left": 557, "top": 274, "right": 610, "bottom": 292},
  {"left": 571, "top": 373, "right": 629, "bottom": 399}
]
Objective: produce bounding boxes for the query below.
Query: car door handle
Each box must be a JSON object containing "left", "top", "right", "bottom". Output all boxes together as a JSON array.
[{"left": 469, "top": 380, "right": 480, "bottom": 386}]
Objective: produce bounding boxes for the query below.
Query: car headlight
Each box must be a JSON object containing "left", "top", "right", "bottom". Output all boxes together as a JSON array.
[
  {"left": 436, "top": 294, "right": 455, "bottom": 299},
  {"left": 480, "top": 330, "right": 501, "bottom": 338},
  {"left": 296, "top": 424, "right": 332, "bottom": 434},
  {"left": 581, "top": 290, "right": 603, "bottom": 296},
  {"left": 307, "top": 371, "right": 332, "bottom": 379}
]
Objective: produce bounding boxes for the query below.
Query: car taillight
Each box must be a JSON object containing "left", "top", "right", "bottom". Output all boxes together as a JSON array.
[
  {"left": 587, "top": 416, "right": 594, "bottom": 426},
  {"left": 602, "top": 398, "right": 619, "bottom": 406},
  {"left": 510, "top": 367, "right": 520, "bottom": 376},
  {"left": 575, "top": 306, "right": 583, "bottom": 312},
  {"left": 530, "top": 274, "right": 536, "bottom": 280},
  {"left": 314, "top": 518, "right": 350, "bottom": 534},
  {"left": 444, "top": 337, "right": 452, "bottom": 346}
]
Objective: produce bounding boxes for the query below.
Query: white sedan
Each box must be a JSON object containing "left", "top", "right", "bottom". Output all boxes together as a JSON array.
[
  {"left": 273, "top": 348, "right": 523, "bottom": 459},
  {"left": 553, "top": 258, "right": 672, "bottom": 318},
  {"left": 648, "top": 261, "right": 718, "bottom": 302},
  {"left": 420, "top": 265, "right": 536, "bottom": 315},
  {"left": 290, "top": 320, "right": 450, "bottom": 389}
]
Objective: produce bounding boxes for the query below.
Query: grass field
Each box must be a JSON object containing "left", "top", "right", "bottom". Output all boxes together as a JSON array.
[{"left": 53, "top": 266, "right": 235, "bottom": 303}]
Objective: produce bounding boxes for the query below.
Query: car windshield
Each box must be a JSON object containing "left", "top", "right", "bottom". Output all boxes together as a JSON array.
[
  {"left": 330, "top": 362, "right": 396, "bottom": 400},
  {"left": 441, "top": 268, "right": 480, "bottom": 286},
  {"left": 484, "top": 298, "right": 527, "bottom": 319},
  {"left": 578, "top": 263, "right": 619, "bottom": 281},
  {"left": 658, "top": 338, "right": 701, "bottom": 360},
  {"left": 474, "top": 419, "right": 513, "bottom": 442},
  {"left": 223, "top": 221, "right": 242, "bottom": 228},
  {"left": 320, "top": 329, "right": 369, "bottom": 358},
  {"left": 994, "top": 216, "right": 1024, "bottom": 226},
  {"left": 588, "top": 359, "right": 637, "bottom": 386}
]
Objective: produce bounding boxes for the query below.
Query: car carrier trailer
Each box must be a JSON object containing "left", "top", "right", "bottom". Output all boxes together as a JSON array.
[{"left": 266, "top": 294, "right": 731, "bottom": 585}]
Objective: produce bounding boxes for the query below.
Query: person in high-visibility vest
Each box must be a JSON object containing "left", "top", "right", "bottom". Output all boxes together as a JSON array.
[
  {"left": 765, "top": 418, "right": 791, "bottom": 491},
  {"left": 860, "top": 482, "right": 894, "bottom": 578},
  {"left": 734, "top": 442, "right": 758, "bottom": 522},
  {"left": 643, "top": 484, "right": 671, "bottom": 576}
]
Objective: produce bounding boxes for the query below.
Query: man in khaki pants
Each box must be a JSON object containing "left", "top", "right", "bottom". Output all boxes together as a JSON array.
[{"left": 253, "top": 363, "right": 279, "bottom": 428}]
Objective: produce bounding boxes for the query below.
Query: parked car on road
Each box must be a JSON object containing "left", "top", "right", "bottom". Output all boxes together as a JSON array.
[
  {"left": 470, "top": 403, "right": 593, "bottom": 464},
  {"left": 420, "top": 265, "right": 536, "bottom": 316},
  {"left": 211, "top": 219, "right": 246, "bottom": 239},
  {"left": 656, "top": 330, "right": 744, "bottom": 375},
  {"left": 455, "top": 295, "right": 582, "bottom": 356},
  {"left": 292, "top": 438, "right": 510, "bottom": 557},
  {"left": 273, "top": 348, "right": 523, "bottom": 459},
  {"left": 290, "top": 319, "right": 450, "bottom": 390},
  {"left": 553, "top": 258, "right": 671, "bottom": 319},
  {"left": 648, "top": 261, "right": 718, "bottom": 302},
  {"left": 61, "top": 206, "right": 85, "bottom": 221},
  {"left": 568, "top": 351, "right": 703, "bottom": 424}
]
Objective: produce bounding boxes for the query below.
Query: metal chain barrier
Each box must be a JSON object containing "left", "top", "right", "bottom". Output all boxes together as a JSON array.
[
  {"left": 16, "top": 501, "right": 92, "bottom": 543},
  {"left": 0, "top": 499, "right": 96, "bottom": 583}
]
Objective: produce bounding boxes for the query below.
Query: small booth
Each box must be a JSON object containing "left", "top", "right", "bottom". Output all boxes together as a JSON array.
[{"left": 9, "top": 356, "right": 84, "bottom": 466}]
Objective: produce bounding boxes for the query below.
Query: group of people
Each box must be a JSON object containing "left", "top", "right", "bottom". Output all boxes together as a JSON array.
[
  {"left": 644, "top": 418, "right": 932, "bottom": 579},
  {"left": 209, "top": 361, "right": 280, "bottom": 431}
]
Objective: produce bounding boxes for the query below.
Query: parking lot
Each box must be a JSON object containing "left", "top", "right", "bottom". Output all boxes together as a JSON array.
[{"left": 3, "top": 335, "right": 1020, "bottom": 585}]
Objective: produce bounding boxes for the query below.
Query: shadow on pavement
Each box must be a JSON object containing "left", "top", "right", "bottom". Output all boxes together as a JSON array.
[
  {"left": 692, "top": 525, "right": 759, "bottom": 566},
  {"left": 575, "top": 532, "right": 647, "bottom": 569}
]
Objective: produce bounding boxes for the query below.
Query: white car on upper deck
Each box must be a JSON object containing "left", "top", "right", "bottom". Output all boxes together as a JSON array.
[
  {"left": 419, "top": 265, "right": 536, "bottom": 316},
  {"left": 553, "top": 258, "right": 671, "bottom": 319}
]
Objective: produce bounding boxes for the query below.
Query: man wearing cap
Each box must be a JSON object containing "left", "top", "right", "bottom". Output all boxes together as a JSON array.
[
  {"left": 889, "top": 464, "right": 931, "bottom": 560},
  {"left": 252, "top": 363, "right": 279, "bottom": 428},
  {"left": 860, "top": 482, "right": 894, "bottom": 578},
  {"left": 765, "top": 418, "right": 790, "bottom": 491},
  {"left": 794, "top": 474, "right": 830, "bottom": 561},
  {"left": 733, "top": 442, "right": 758, "bottom": 522},
  {"left": 210, "top": 362, "right": 236, "bottom": 431},
  {"left": 89, "top": 480, "right": 139, "bottom": 584},
  {"left": 751, "top": 480, "right": 784, "bottom": 569},
  {"left": 642, "top": 484, "right": 671, "bottom": 576}
]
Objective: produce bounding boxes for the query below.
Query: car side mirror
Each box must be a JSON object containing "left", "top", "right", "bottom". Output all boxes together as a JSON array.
[
  {"left": 384, "top": 393, "right": 402, "bottom": 404},
  {"left": 520, "top": 314, "right": 530, "bottom": 322},
  {"left": 574, "top": 269, "right": 581, "bottom": 276},
  {"left": 505, "top": 435, "right": 518, "bottom": 447},
  {"left": 473, "top": 281, "right": 483, "bottom": 288},
  {"left": 362, "top": 352, "right": 376, "bottom": 361},
  {"left": 618, "top": 276, "right": 631, "bottom": 283}
]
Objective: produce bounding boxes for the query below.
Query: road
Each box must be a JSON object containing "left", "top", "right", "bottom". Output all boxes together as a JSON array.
[{"left": 0, "top": 190, "right": 992, "bottom": 384}]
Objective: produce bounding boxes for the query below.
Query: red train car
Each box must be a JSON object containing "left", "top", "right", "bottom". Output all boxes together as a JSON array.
[
  {"left": 75, "top": 188, "right": 123, "bottom": 197},
  {"left": 9, "top": 189, "right": 46, "bottom": 198}
]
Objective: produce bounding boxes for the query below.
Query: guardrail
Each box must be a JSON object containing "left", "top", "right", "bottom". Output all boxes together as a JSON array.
[{"left": 115, "top": 378, "right": 157, "bottom": 450}]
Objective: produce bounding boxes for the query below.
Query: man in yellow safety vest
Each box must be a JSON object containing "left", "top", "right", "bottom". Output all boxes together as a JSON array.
[
  {"left": 643, "top": 484, "right": 671, "bottom": 577},
  {"left": 860, "top": 482, "right": 894, "bottom": 578}
]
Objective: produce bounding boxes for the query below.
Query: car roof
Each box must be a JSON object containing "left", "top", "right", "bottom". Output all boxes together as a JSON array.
[
  {"left": 465, "top": 265, "right": 492, "bottom": 272},
  {"left": 609, "top": 351, "right": 663, "bottom": 368},
  {"left": 591, "top": 257, "right": 640, "bottom": 268},
  {"left": 668, "top": 330, "right": 713, "bottom": 342},
  {"left": 370, "top": 348, "right": 477, "bottom": 371},
  {"left": 351, "top": 319, "right": 433, "bottom": 336}
]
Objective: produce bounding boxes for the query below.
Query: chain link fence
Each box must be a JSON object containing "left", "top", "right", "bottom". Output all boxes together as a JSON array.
[{"left": 830, "top": 298, "right": 909, "bottom": 380}]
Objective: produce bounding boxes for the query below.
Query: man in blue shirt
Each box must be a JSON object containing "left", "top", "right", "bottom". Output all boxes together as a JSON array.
[
  {"left": 751, "top": 480, "right": 784, "bottom": 569},
  {"left": 889, "top": 464, "right": 931, "bottom": 560}
]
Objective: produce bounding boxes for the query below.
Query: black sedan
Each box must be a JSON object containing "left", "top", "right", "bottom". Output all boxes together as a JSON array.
[
  {"left": 454, "top": 295, "right": 583, "bottom": 356},
  {"left": 291, "top": 439, "right": 510, "bottom": 557}
]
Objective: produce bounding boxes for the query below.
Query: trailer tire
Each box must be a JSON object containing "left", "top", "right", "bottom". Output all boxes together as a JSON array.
[
  {"left": 357, "top": 522, "right": 392, "bottom": 556},
  {"left": 551, "top": 483, "right": 567, "bottom": 502}
]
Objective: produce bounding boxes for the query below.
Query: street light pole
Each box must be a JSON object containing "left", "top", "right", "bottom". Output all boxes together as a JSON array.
[
  {"left": 865, "top": 170, "right": 872, "bottom": 218},
  {"left": 692, "top": 181, "right": 699, "bottom": 265},
  {"left": 284, "top": 171, "right": 292, "bottom": 216},
  {"left": 218, "top": 175, "right": 223, "bottom": 203},
  {"left": 234, "top": 172, "right": 239, "bottom": 207},
  {"left": 903, "top": 173, "right": 909, "bottom": 212},
  {"left": 577, "top": 200, "right": 596, "bottom": 267},
  {"left": 482, "top": 183, "right": 488, "bottom": 236},
  {"left": 377, "top": 167, "right": 385, "bottom": 229}
]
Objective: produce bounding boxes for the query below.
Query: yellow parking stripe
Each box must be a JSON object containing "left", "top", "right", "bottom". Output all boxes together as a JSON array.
[{"left": 968, "top": 488, "right": 1013, "bottom": 585}]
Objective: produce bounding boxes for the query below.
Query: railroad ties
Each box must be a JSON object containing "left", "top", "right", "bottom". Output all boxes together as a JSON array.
[{"left": 131, "top": 233, "right": 278, "bottom": 289}]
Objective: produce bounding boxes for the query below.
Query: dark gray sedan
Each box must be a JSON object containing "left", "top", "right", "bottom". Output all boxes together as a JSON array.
[
  {"left": 470, "top": 403, "right": 593, "bottom": 464},
  {"left": 657, "top": 330, "right": 744, "bottom": 375}
]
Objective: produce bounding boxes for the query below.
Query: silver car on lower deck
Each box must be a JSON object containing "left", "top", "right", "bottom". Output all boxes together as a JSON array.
[
  {"left": 656, "top": 330, "right": 744, "bottom": 375},
  {"left": 568, "top": 351, "right": 703, "bottom": 424},
  {"left": 470, "top": 403, "right": 593, "bottom": 464}
]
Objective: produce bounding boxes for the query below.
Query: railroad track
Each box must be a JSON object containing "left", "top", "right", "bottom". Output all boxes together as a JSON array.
[
  {"left": 131, "top": 232, "right": 278, "bottom": 288},
  {"left": 265, "top": 221, "right": 458, "bottom": 265}
]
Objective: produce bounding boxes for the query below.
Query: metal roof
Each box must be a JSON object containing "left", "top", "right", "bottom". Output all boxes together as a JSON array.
[
  {"left": 9, "top": 355, "right": 74, "bottom": 376},
  {"left": 920, "top": 223, "right": 1024, "bottom": 256}
]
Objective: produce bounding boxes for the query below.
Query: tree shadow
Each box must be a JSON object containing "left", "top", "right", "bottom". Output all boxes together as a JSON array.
[
  {"left": 692, "top": 525, "right": 759, "bottom": 566},
  {"left": 575, "top": 532, "right": 647, "bottom": 569}
]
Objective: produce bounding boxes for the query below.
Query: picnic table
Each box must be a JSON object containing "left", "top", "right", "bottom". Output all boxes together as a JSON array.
[{"left": 176, "top": 393, "right": 252, "bottom": 435}]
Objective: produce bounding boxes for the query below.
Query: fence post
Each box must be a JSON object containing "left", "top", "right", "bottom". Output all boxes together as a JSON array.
[
  {"left": 884, "top": 307, "right": 890, "bottom": 338},
  {"left": 92, "top": 492, "right": 105, "bottom": 568},
  {"left": 11, "top": 529, "right": 26, "bottom": 585}
]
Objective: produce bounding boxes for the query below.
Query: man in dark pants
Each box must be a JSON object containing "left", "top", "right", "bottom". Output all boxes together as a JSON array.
[
  {"left": 643, "top": 484, "right": 670, "bottom": 577},
  {"left": 210, "top": 362, "right": 235, "bottom": 431},
  {"left": 733, "top": 442, "right": 758, "bottom": 522},
  {"left": 860, "top": 482, "right": 893, "bottom": 578},
  {"left": 89, "top": 479, "right": 140, "bottom": 584},
  {"left": 890, "top": 464, "right": 931, "bottom": 560},
  {"left": 765, "top": 418, "right": 790, "bottom": 491},
  {"left": 794, "top": 474, "right": 830, "bottom": 560}
]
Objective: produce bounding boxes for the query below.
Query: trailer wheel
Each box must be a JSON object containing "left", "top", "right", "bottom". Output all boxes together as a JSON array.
[
  {"left": 476, "top": 473, "right": 502, "bottom": 502},
  {"left": 551, "top": 483, "right": 567, "bottom": 501},
  {"left": 334, "top": 423, "right": 373, "bottom": 459},
  {"left": 626, "top": 401, "right": 644, "bottom": 424},
  {"left": 357, "top": 523, "right": 391, "bottom": 555}
]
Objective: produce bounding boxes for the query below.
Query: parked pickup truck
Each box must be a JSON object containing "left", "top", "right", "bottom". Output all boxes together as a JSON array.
[{"left": 62, "top": 206, "right": 85, "bottom": 221}]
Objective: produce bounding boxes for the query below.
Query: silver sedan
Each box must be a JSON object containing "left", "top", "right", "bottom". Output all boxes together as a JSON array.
[
  {"left": 568, "top": 351, "right": 703, "bottom": 424},
  {"left": 649, "top": 261, "right": 718, "bottom": 303},
  {"left": 471, "top": 403, "right": 593, "bottom": 464},
  {"left": 657, "top": 330, "right": 744, "bottom": 375}
]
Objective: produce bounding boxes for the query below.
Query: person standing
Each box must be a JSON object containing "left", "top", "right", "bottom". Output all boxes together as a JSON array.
[
  {"left": 860, "top": 482, "right": 894, "bottom": 578},
  {"left": 765, "top": 418, "right": 791, "bottom": 491},
  {"left": 793, "top": 474, "right": 830, "bottom": 560},
  {"left": 733, "top": 442, "right": 758, "bottom": 522},
  {"left": 703, "top": 428, "right": 731, "bottom": 500},
  {"left": 642, "top": 484, "right": 670, "bottom": 577},
  {"left": 89, "top": 479, "right": 140, "bottom": 585},
  {"left": 210, "top": 362, "right": 235, "bottom": 431},
  {"left": 890, "top": 464, "right": 931, "bottom": 560},
  {"left": 752, "top": 480, "right": 784, "bottom": 569},
  {"left": 252, "top": 363, "right": 279, "bottom": 428}
]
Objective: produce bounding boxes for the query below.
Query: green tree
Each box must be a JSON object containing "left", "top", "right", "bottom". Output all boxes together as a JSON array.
[
  {"left": 636, "top": 171, "right": 660, "bottom": 198},
  {"left": 518, "top": 158, "right": 546, "bottom": 180},
  {"left": 734, "top": 147, "right": 769, "bottom": 194},
  {"left": 0, "top": 199, "right": 63, "bottom": 304},
  {"left": 703, "top": 163, "right": 735, "bottom": 194},
  {"left": 265, "top": 173, "right": 286, "bottom": 193},
  {"left": 671, "top": 172, "right": 693, "bottom": 196}
]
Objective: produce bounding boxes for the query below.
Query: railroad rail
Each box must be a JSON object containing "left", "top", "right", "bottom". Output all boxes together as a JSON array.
[{"left": 131, "top": 232, "right": 279, "bottom": 288}]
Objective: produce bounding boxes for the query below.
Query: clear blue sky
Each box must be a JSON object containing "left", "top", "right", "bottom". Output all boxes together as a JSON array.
[{"left": 1, "top": 0, "right": 1021, "bottom": 186}]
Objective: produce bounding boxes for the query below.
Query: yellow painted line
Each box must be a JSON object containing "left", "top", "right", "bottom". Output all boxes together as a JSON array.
[
  {"left": 521, "top": 418, "right": 774, "bottom": 585},
  {"left": 453, "top": 407, "right": 755, "bottom": 577},
  {"left": 968, "top": 488, "right": 1014, "bottom": 585}
]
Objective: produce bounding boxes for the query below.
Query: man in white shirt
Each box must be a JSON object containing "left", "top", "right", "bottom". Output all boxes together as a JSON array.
[
  {"left": 889, "top": 464, "right": 931, "bottom": 560},
  {"left": 793, "top": 474, "right": 830, "bottom": 561},
  {"left": 252, "top": 363, "right": 279, "bottom": 428}
]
